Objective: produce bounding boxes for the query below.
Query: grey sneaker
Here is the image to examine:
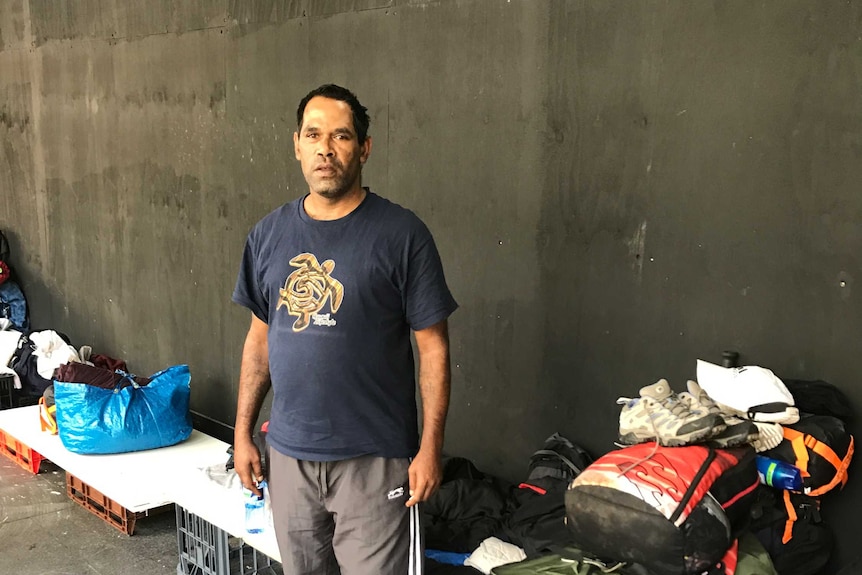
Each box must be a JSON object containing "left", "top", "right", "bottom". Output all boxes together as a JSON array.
[
  {"left": 618, "top": 379, "right": 725, "bottom": 446},
  {"left": 678, "top": 380, "right": 759, "bottom": 448}
]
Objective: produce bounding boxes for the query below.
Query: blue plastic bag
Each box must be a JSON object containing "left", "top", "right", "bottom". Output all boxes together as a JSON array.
[{"left": 54, "top": 364, "right": 192, "bottom": 454}]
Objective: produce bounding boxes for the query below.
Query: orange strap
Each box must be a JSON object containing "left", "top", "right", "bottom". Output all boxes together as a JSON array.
[
  {"left": 782, "top": 489, "right": 797, "bottom": 544},
  {"left": 783, "top": 428, "right": 854, "bottom": 496},
  {"left": 784, "top": 428, "right": 810, "bottom": 476}
]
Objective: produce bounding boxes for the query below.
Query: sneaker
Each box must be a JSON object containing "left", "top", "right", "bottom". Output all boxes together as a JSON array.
[
  {"left": 678, "top": 380, "right": 759, "bottom": 448},
  {"left": 751, "top": 422, "right": 784, "bottom": 452},
  {"left": 618, "top": 379, "right": 725, "bottom": 447}
]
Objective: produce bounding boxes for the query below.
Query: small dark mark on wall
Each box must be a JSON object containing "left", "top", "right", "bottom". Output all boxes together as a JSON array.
[{"left": 0, "top": 106, "right": 30, "bottom": 132}]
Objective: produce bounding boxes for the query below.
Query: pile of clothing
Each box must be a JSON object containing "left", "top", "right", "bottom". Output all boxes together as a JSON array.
[
  {"left": 0, "top": 326, "right": 132, "bottom": 405},
  {"left": 424, "top": 434, "right": 593, "bottom": 574}
]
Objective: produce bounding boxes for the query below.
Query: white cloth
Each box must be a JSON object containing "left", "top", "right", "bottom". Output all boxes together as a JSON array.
[
  {"left": 0, "top": 329, "right": 22, "bottom": 368},
  {"left": 202, "top": 464, "right": 241, "bottom": 490},
  {"left": 0, "top": 329, "right": 23, "bottom": 389},
  {"left": 464, "top": 537, "right": 527, "bottom": 574},
  {"left": 29, "top": 330, "right": 80, "bottom": 380}
]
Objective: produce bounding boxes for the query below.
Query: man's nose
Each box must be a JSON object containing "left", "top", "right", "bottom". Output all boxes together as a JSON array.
[{"left": 316, "top": 137, "right": 334, "bottom": 157}]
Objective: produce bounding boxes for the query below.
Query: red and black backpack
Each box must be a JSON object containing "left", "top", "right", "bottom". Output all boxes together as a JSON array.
[
  {"left": 565, "top": 443, "right": 759, "bottom": 575},
  {"left": 0, "top": 229, "right": 14, "bottom": 286}
]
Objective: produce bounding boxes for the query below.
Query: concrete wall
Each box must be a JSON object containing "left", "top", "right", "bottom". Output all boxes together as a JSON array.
[{"left": 1, "top": 0, "right": 860, "bottom": 568}]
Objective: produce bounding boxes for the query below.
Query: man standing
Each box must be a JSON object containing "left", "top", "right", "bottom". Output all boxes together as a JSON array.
[{"left": 232, "top": 84, "right": 458, "bottom": 574}]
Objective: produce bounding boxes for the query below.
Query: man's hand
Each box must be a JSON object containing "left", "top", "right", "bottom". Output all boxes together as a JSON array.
[
  {"left": 234, "top": 434, "right": 265, "bottom": 497},
  {"left": 234, "top": 314, "right": 271, "bottom": 498},
  {"left": 406, "top": 447, "right": 442, "bottom": 507}
]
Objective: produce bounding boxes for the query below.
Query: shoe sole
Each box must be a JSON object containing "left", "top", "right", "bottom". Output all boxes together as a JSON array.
[
  {"left": 705, "top": 421, "right": 759, "bottom": 448},
  {"left": 618, "top": 422, "right": 721, "bottom": 447}
]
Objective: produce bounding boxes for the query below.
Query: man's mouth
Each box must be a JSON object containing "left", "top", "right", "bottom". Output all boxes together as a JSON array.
[{"left": 315, "top": 164, "right": 338, "bottom": 174}]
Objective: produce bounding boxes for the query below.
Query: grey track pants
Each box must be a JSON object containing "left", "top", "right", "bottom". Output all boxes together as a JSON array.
[{"left": 268, "top": 447, "right": 423, "bottom": 575}]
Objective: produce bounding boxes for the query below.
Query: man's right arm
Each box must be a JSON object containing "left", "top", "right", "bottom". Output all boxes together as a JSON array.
[{"left": 234, "top": 313, "right": 271, "bottom": 496}]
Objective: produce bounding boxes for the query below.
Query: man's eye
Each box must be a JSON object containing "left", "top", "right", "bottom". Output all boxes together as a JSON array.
[{"left": 306, "top": 133, "right": 318, "bottom": 139}]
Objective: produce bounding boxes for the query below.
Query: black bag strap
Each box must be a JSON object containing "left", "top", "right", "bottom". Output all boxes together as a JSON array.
[
  {"left": 531, "top": 448, "right": 583, "bottom": 475},
  {"left": 670, "top": 446, "right": 717, "bottom": 523}
]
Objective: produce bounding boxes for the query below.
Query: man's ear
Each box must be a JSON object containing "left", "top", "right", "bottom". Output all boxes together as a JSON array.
[
  {"left": 293, "top": 131, "right": 301, "bottom": 160},
  {"left": 360, "top": 136, "right": 372, "bottom": 164}
]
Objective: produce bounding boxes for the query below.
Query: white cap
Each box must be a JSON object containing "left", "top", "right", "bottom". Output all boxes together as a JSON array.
[{"left": 696, "top": 359, "right": 799, "bottom": 424}]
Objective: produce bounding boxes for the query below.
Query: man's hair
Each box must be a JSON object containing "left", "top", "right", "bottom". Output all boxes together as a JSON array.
[{"left": 296, "top": 84, "right": 370, "bottom": 144}]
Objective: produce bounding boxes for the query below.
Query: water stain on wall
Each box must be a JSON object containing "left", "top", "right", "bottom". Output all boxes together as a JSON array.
[
  {"left": 120, "top": 81, "right": 226, "bottom": 112},
  {"left": 0, "top": 105, "right": 30, "bottom": 132}
]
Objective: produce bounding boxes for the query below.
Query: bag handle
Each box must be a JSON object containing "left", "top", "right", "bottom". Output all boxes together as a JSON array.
[
  {"left": 113, "top": 370, "right": 142, "bottom": 392},
  {"left": 531, "top": 449, "right": 583, "bottom": 476},
  {"left": 39, "top": 397, "right": 57, "bottom": 434}
]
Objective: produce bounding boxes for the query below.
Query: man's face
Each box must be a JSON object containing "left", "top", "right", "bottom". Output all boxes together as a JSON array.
[{"left": 294, "top": 96, "right": 371, "bottom": 200}]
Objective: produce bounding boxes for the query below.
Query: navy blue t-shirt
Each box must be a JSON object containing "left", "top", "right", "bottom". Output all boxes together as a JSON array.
[{"left": 232, "top": 191, "right": 458, "bottom": 461}]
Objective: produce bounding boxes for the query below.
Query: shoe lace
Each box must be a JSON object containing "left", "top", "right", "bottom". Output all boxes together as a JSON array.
[
  {"left": 616, "top": 439, "right": 659, "bottom": 478},
  {"left": 677, "top": 391, "right": 714, "bottom": 417},
  {"left": 614, "top": 397, "right": 662, "bottom": 476},
  {"left": 658, "top": 394, "right": 696, "bottom": 418}
]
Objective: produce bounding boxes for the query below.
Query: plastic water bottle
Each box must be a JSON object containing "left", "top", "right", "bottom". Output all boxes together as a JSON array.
[
  {"left": 721, "top": 350, "right": 740, "bottom": 368},
  {"left": 755, "top": 456, "right": 803, "bottom": 491},
  {"left": 244, "top": 480, "right": 267, "bottom": 534}
]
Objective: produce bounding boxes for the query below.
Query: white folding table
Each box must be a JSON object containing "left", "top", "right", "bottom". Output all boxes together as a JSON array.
[{"left": 0, "top": 404, "right": 282, "bottom": 574}]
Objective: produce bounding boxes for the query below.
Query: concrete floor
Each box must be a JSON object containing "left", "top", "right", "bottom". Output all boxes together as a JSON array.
[{"left": 0, "top": 455, "right": 179, "bottom": 575}]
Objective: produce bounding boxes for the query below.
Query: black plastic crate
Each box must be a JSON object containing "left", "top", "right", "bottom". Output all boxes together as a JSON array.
[
  {"left": 0, "top": 374, "right": 41, "bottom": 410},
  {"left": 0, "top": 374, "right": 12, "bottom": 409},
  {"left": 0, "top": 374, "right": 17, "bottom": 410},
  {"left": 175, "top": 505, "right": 282, "bottom": 575}
]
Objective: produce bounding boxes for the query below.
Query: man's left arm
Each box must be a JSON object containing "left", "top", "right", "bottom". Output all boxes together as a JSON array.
[{"left": 406, "top": 318, "right": 451, "bottom": 507}]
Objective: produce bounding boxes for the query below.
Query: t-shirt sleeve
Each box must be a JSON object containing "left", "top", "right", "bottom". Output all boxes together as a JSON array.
[
  {"left": 404, "top": 222, "right": 458, "bottom": 331},
  {"left": 232, "top": 231, "right": 269, "bottom": 324}
]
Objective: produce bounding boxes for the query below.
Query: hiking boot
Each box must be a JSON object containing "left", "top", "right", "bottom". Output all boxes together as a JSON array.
[
  {"left": 617, "top": 379, "right": 725, "bottom": 447},
  {"left": 679, "top": 380, "right": 759, "bottom": 448}
]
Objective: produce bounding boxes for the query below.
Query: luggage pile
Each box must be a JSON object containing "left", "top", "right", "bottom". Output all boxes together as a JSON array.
[
  {"left": 425, "top": 359, "right": 854, "bottom": 575},
  {"left": 562, "top": 359, "right": 854, "bottom": 575}
]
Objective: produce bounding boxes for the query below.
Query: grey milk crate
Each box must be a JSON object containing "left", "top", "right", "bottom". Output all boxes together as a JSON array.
[{"left": 176, "top": 505, "right": 282, "bottom": 575}]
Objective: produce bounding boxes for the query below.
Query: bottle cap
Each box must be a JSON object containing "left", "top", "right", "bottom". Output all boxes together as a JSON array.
[{"left": 721, "top": 350, "right": 740, "bottom": 368}]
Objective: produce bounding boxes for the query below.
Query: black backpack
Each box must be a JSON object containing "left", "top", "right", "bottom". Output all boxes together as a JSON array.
[
  {"left": 761, "top": 414, "right": 853, "bottom": 497},
  {"left": 0, "top": 229, "right": 10, "bottom": 263},
  {"left": 749, "top": 486, "right": 833, "bottom": 575},
  {"left": 527, "top": 432, "right": 593, "bottom": 483}
]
